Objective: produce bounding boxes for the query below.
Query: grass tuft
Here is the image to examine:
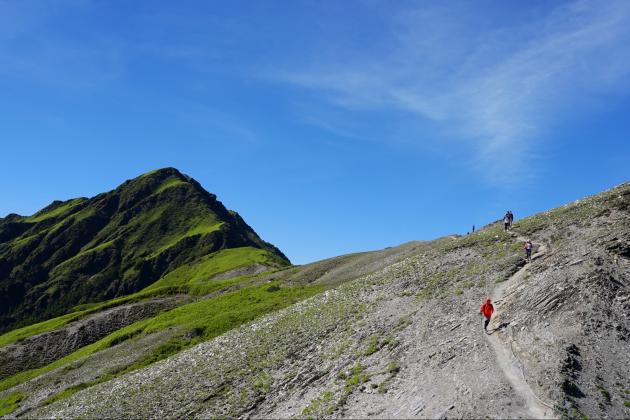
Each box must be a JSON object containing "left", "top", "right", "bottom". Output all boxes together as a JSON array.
[{"left": 0, "top": 391, "right": 25, "bottom": 416}]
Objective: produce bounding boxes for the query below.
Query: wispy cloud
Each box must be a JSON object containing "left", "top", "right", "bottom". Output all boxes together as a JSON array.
[{"left": 274, "top": 0, "right": 630, "bottom": 182}]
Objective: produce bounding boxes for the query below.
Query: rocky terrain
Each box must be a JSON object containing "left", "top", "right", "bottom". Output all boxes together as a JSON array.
[{"left": 1, "top": 178, "right": 629, "bottom": 419}]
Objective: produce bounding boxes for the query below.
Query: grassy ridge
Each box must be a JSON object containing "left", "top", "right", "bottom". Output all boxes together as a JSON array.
[
  {"left": 0, "top": 281, "right": 323, "bottom": 393},
  {"left": 24, "top": 198, "right": 86, "bottom": 223},
  {"left": 0, "top": 247, "right": 283, "bottom": 347},
  {"left": 0, "top": 287, "right": 175, "bottom": 348},
  {"left": 145, "top": 247, "right": 285, "bottom": 292},
  {"left": 0, "top": 391, "right": 25, "bottom": 416},
  {"left": 0, "top": 312, "right": 82, "bottom": 348},
  {"left": 154, "top": 178, "right": 187, "bottom": 195}
]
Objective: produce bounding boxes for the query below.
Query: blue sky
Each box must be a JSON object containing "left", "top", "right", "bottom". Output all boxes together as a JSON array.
[{"left": 1, "top": 0, "right": 629, "bottom": 264}]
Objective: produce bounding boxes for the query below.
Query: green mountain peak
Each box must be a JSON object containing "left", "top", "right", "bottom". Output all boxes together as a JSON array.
[{"left": 0, "top": 168, "right": 289, "bottom": 333}]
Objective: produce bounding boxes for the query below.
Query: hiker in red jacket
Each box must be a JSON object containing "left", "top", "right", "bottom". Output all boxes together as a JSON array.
[{"left": 479, "top": 298, "right": 494, "bottom": 331}]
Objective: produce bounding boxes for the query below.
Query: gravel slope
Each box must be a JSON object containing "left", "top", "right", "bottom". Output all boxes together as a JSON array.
[{"left": 17, "top": 182, "right": 630, "bottom": 419}]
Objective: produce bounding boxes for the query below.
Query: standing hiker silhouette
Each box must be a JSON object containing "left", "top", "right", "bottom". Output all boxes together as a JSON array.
[
  {"left": 479, "top": 298, "right": 494, "bottom": 332},
  {"left": 525, "top": 239, "right": 533, "bottom": 262}
]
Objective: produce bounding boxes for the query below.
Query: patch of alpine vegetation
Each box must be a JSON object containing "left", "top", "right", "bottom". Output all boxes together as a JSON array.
[
  {"left": 0, "top": 295, "right": 188, "bottom": 380},
  {"left": 0, "top": 391, "right": 25, "bottom": 417},
  {"left": 29, "top": 285, "right": 367, "bottom": 418},
  {"left": 0, "top": 281, "right": 322, "bottom": 415}
]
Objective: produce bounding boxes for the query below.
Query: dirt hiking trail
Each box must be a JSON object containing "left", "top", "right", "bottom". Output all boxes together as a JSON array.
[{"left": 486, "top": 236, "right": 556, "bottom": 419}]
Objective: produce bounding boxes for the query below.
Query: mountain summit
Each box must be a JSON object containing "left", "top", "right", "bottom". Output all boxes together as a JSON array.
[{"left": 0, "top": 168, "right": 289, "bottom": 332}]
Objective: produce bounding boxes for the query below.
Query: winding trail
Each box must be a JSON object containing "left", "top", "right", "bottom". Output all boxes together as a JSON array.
[{"left": 484, "top": 236, "right": 556, "bottom": 419}]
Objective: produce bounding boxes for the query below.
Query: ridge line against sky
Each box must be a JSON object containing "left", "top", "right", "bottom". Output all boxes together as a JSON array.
[{"left": 1, "top": 0, "right": 629, "bottom": 264}]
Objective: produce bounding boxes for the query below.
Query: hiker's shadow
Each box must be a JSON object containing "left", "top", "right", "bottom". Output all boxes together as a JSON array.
[{"left": 487, "top": 321, "right": 510, "bottom": 335}]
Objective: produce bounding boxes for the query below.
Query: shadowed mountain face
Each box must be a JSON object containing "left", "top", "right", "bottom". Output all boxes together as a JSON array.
[{"left": 0, "top": 168, "right": 289, "bottom": 333}]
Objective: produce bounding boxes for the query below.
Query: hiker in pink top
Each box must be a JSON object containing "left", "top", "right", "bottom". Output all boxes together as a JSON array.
[{"left": 525, "top": 240, "right": 533, "bottom": 262}]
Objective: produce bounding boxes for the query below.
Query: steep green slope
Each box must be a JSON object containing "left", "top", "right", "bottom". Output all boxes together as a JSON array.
[
  {"left": 0, "top": 281, "right": 323, "bottom": 395},
  {"left": 0, "top": 168, "right": 289, "bottom": 333}
]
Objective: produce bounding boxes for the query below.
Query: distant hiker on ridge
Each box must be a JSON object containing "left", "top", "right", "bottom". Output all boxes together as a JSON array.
[
  {"left": 479, "top": 298, "right": 494, "bottom": 332},
  {"left": 525, "top": 239, "right": 533, "bottom": 262},
  {"left": 507, "top": 210, "right": 514, "bottom": 228},
  {"left": 503, "top": 212, "right": 510, "bottom": 231}
]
